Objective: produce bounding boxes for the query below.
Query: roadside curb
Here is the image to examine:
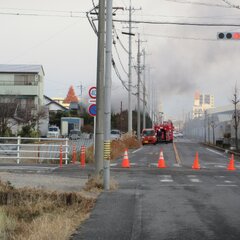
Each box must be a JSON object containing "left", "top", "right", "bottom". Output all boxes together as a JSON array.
[{"left": 201, "top": 142, "right": 240, "bottom": 158}]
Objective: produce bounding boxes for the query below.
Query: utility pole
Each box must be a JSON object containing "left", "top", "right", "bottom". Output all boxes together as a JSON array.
[
  {"left": 142, "top": 49, "right": 146, "bottom": 129},
  {"left": 137, "top": 34, "right": 141, "bottom": 141},
  {"left": 127, "top": 0, "right": 133, "bottom": 135},
  {"left": 124, "top": 2, "right": 141, "bottom": 135},
  {"left": 95, "top": 0, "right": 105, "bottom": 175},
  {"left": 103, "top": 0, "right": 113, "bottom": 190}
]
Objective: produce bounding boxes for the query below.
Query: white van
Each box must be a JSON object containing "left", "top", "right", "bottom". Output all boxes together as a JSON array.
[{"left": 47, "top": 126, "right": 60, "bottom": 138}]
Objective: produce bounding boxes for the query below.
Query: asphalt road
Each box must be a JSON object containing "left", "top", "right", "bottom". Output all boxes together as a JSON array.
[{"left": 71, "top": 138, "right": 240, "bottom": 240}]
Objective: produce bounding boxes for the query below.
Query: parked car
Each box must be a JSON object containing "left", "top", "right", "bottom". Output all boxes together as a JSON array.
[
  {"left": 69, "top": 129, "right": 81, "bottom": 140},
  {"left": 47, "top": 126, "right": 60, "bottom": 138},
  {"left": 110, "top": 129, "right": 121, "bottom": 140},
  {"left": 173, "top": 131, "right": 183, "bottom": 138}
]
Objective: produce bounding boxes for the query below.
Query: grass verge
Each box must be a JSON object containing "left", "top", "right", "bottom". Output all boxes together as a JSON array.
[{"left": 0, "top": 181, "right": 96, "bottom": 240}]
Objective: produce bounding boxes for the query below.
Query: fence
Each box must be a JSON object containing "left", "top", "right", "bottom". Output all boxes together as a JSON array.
[{"left": 0, "top": 137, "right": 93, "bottom": 164}]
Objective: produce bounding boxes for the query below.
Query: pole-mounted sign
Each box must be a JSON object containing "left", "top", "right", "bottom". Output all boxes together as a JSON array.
[
  {"left": 88, "top": 86, "right": 97, "bottom": 99},
  {"left": 88, "top": 104, "right": 97, "bottom": 117},
  {"left": 88, "top": 86, "right": 97, "bottom": 116}
]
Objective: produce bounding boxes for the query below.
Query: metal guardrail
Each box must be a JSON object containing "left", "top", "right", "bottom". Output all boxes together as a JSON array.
[
  {"left": 0, "top": 136, "right": 94, "bottom": 164},
  {"left": 0, "top": 137, "right": 69, "bottom": 164}
]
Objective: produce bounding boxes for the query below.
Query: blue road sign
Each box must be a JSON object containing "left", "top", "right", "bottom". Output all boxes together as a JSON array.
[{"left": 88, "top": 104, "right": 96, "bottom": 117}]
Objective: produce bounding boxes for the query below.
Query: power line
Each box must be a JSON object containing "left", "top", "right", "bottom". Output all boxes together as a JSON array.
[
  {"left": 143, "top": 33, "right": 217, "bottom": 41},
  {"left": 113, "top": 25, "right": 129, "bottom": 53},
  {"left": 222, "top": 0, "right": 240, "bottom": 10},
  {"left": 113, "top": 19, "right": 240, "bottom": 27},
  {"left": 113, "top": 43, "right": 128, "bottom": 75},
  {"left": 0, "top": 11, "right": 86, "bottom": 18},
  {"left": 163, "top": 0, "right": 231, "bottom": 8},
  {"left": 0, "top": 7, "right": 86, "bottom": 14},
  {"left": 112, "top": 59, "right": 129, "bottom": 91}
]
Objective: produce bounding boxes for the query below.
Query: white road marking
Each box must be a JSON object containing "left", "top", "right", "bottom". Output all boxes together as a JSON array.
[
  {"left": 159, "top": 175, "right": 173, "bottom": 183},
  {"left": 224, "top": 180, "right": 234, "bottom": 183},
  {"left": 187, "top": 175, "right": 197, "bottom": 178},
  {"left": 150, "top": 163, "right": 158, "bottom": 167},
  {"left": 160, "top": 179, "right": 174, "bottom": 182},
  {"left": 190, "top": 178, "right": 201, "bottom": 183},
  {"left": 173, "top": 163, "right": 181, "bottom": 167},
  {"left": 206, "top": 148, "right": 224, "bottom": 156},
  {"left": 216, "top": 185, "right": 238, "bottom": 187},
  {"left": 110, "top": 163, "right": 118, "bottom": 167},
  {"left": 215, "top": 165, "right": 226, "bottom": 168},
  {"left": 132, "top": 148, "right": 142, "bottom": 154},
  {"left": 159, "top": 184, "right": 195, "bottom": 187}
]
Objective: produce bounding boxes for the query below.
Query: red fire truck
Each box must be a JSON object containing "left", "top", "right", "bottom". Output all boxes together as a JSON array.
[{"left": 154, "top": 121, "right": 174, "bottom": 143}]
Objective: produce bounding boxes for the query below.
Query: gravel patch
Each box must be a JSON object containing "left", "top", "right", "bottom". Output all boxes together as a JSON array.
[{"left": 0, "top": 172, "right": 87, "bottom": 192}]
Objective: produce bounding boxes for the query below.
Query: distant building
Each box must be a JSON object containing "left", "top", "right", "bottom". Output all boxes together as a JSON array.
[
  {"left": 193, "top": 91, "right": 215, "bottom": 119},
  {"left": 0, "top": 64, "right": 48, "bottom": 136},
  {"left": 52, "top": 97, "right": 70, "bottom": 109},
  {"left": 0, "top": 64, "right": 44, "bottom": 108}
]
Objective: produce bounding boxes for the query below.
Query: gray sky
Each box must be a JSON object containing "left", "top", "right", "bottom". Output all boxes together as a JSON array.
[{"left": 1, "top": 0, "right": 240, "bottom": 120}]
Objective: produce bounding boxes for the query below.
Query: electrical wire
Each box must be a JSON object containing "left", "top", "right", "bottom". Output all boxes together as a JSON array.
[
  {"left": 143, "top": 33, "right": 217, "bottom": 41},
  {"left": 222, "top": 0, "right": 240, "bottom": 10},
  {"left": 112, "top": 58, "right": 129, "bottom": 91},
  {"left": 163, "top": 0, "right": 231, "bottom": 8},
  {"left": 113, "top": 25, "right": 129, "bottom": 54},
  {"left": 113, "top": 42, "right": 129, "bottom": 75},
  {"left": 113, "top": 19, "right": 240, "bottom": 27}
]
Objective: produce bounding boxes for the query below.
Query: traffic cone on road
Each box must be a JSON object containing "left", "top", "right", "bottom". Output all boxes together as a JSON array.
[
  {"left": 121, "top": 149, "right": 130, "bottom": 168},
  {"left": 192, "top": 152, "right": 200, "bottom": 170},
  {"left": 227, "top": 154, "right": 236, "bottom": 171},
  {"left": 80, "top": 145, "right": 86, "bottom": 168},
  {"left": 158, "top": 149, "right": 166, "bottom": 168}
]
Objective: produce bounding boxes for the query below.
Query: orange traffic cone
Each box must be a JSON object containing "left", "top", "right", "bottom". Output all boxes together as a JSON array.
[
  {"left": 122, "top": 149, "right": 130, "bottom": 168},
  {"left": 80, "top": 145, "right": 86, "bottom": 168},
  {"left": 227, "top": 154, "right": 236, "bottom": 171},
  {"left": 158, "top": 149, "right": 166, "bottom": 168},
  {"left": 192, "top": 152, "right": 200, "bottom": 170}
]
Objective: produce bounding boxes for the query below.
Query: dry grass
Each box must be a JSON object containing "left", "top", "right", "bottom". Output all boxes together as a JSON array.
[
  {"left": 84, "top": 175, "right": 118, "bottom": 192},
  {"left": 86, "top": 135, "right": 141, "bottom": 163},
  {"left": 0, "top": 181, "right": 96, "bottom": 240}
]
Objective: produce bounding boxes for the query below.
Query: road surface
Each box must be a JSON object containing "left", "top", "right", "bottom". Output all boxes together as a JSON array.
[{"left": 71, "top": 138, "right": 240, "bottom": 240}]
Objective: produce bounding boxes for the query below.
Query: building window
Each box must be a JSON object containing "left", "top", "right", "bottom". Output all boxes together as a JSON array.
[{"left": 14, "top": 74, "right": 35, "bottom": 85}]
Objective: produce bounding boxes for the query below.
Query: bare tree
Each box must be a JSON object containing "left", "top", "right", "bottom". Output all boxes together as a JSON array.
[
  {"left": 232, "top": 84, "right": 240, "bottom": 151},
  {"left": 0, "top": 96, "right": 47, "bottom": 137},
  {"left": 0, "top": 99, "right": 18, "bottom": 136}
]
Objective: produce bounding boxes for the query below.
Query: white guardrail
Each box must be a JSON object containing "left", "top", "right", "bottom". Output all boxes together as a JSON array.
[{"left": 0, "top": 137, "right": 93, "bottom": 164}]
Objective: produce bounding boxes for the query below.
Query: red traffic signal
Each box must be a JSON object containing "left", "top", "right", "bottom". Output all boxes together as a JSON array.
[{"left": 217, "top": 32, "right": 240, "bottom": 40}]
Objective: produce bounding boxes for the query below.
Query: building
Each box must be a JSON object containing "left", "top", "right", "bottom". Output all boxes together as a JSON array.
[
  {"left": 192, "top": 91, "right": 215, "bottom": 119},
  {"left": 0, "top": 64, "right": 44, "bottom": 108},
  {"left": 44, "top": 96, "right": 68, "bottom": 112},
  {"left": 0, "top": 64, "right": 47, "bottom": 136}
]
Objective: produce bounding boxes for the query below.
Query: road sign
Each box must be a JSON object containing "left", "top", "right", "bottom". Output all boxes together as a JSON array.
[
  {"left": 89, "top": 87, "right": 97, "bottom": 99},
  {"left": 88, "top": 104, "right": 96, "bottom": 117},
  {"left": 88, "top": 98, "right": 96, "bottom": 104}
]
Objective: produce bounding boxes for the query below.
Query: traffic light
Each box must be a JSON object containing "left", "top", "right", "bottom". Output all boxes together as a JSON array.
[{"left": 217, "top": 32, "right": 240, "bottom": 40}]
